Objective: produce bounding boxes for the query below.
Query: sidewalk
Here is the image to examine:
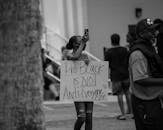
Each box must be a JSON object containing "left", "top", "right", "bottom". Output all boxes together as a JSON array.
[{"left": 44, "top": 96, "right": 135, "bottom": 130}]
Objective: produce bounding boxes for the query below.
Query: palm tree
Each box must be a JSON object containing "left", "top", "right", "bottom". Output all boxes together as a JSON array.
[{"left": 0, "top": 0, "right": 45, "bottom": 129}]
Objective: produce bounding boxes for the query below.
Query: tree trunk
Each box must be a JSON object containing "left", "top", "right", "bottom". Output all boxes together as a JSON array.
[{"left": 0, "top": 0, "right": 45, "bottom": 130}]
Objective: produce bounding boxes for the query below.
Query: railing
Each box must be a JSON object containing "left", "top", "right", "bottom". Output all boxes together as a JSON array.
[
  {"left": 44, "top": 71, "right": 60, "bottom": 82},
  {"left": 44, "top": 53, "right": 61, "bottom": 66}
]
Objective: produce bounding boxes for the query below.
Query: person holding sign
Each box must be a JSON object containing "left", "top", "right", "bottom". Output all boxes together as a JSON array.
[{"left": 64, "top": 30, "right": 93, "bottom": 130}]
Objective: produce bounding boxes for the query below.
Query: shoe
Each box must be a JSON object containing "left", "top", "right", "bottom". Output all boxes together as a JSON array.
[
  {"left": 117, "top": 115, "right": 126, "bottom": 120},
  {"left": 126, "top": 113, "right": 134, "bottom": 119}
]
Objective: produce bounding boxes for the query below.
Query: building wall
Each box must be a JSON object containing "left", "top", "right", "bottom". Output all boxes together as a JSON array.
[
  {"left": 42, "top": 0, "right": 90, "bottom": 53},
  {"left": 87, "top": 0, "right": 163, "bottom": 59}
]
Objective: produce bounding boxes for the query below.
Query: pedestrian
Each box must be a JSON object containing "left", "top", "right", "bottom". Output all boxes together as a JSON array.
[
  {"left": 64, "top": 34, "right": 93, "bottom": 130},
  {"left": 104, "top": 33, "right": 132, "bottom": 120},
  {"left": 154, "top": 18, "right": 163, "bottom": 60},
  {"left": 129, "top": 18, "right": 163, "bottom": 130},
  {"left": 41, "top": 50, "right": 60, "bottom": 100}
]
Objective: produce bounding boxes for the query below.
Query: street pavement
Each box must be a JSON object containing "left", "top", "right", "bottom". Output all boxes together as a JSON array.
[{"left": 44, "top": 96, "right": 136, "bottom": 130}]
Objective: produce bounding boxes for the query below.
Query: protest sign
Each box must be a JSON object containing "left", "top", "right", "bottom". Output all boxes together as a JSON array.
[{"left": 60, "top": 61, "right": 110, "bottom": 102}]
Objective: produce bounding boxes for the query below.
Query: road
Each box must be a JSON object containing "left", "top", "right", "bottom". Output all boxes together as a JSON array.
[{"left": 44, "top": 96, "right": 136, "bottom": 130}]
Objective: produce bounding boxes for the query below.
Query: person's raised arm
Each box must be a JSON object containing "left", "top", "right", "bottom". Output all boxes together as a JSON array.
[
  {"left": 68, "top": 42, "right": 86, "bottom": 60},
  {"left": 67, "top": 36, "right": 88, "bottom": 60}
]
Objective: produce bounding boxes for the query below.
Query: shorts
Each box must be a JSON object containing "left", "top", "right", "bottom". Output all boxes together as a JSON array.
[{"left": 112, "top": 79, "right": 130, "bottom": 95}]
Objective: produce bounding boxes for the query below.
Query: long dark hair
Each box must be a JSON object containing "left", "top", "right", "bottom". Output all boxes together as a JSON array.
[
  {"left": 66, "top": 35, "right": 86, "bottom": 50},
  {"left": 66, "top": 36, "right": 77, "bottom": 50}
]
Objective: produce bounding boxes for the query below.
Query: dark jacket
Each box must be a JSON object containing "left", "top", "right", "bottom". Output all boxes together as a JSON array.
[{"left": 129, "top": 39, "right": 163, "bottom": 78}]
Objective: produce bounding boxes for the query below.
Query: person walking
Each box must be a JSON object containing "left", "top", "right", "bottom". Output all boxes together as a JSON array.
[
  {"left": 104, "top": 33, "right": 132, "bottom": 120},
  {"left": 41, "top": 49, "right": 60, "bottom": 100},
  {"left": 64, "top": 34, "right": 93, "bottom": 130},
  {"left": 129, "top": 18, "right": 163, "bottom": 130}
]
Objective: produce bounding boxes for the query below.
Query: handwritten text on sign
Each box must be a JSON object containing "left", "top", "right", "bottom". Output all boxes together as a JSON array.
[{"left": 60, "top": 61, "right": 109, "bottom": 101}]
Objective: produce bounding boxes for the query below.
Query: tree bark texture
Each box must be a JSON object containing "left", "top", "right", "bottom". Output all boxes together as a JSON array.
[{"left": 0, "top": 0, "right": 45, "bottom": 130}]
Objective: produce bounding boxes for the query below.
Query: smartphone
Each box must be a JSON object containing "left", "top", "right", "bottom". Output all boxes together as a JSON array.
[
  {"left": 84, "top": 28, "right": 89, "bottom": 37},
  {"left": 83, "top": 28, "right": 89, "bottom": 41}
]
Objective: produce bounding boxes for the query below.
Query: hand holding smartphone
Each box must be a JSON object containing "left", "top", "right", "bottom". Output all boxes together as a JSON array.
[{"left": 82, "top": 28, "right": 89, "bottom": 42}]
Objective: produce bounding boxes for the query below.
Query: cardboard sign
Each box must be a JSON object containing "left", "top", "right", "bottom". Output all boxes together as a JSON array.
[{"left": 60, "top": 61, "right": 109, "bottom": 102}]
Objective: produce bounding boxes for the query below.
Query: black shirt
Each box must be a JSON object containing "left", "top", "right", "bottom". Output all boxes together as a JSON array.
[{"left": 104, "top": 46, "right": 129, "bottom": 81}]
